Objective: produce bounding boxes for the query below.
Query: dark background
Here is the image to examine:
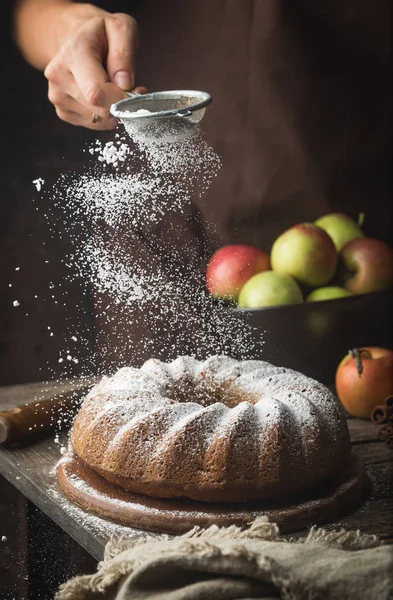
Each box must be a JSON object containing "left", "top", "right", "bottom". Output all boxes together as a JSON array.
[
  {"left": 0, "top": 4, "right": 107, "bottom": 599},
  {"left": 0, "top": 1, "right": 391, "bottom": 598},
  {"left": 0, "top": 6, "right": 99, "bottom": 387},
  {"left": 1, "top": 0, "right": 392, "bottom": 387}
]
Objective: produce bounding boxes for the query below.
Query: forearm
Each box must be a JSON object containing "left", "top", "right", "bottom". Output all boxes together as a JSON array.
[
  {"left": 14, "top": 0, "right": 141, "bottom": 130},
  {"left": 13, "top": 0, "right": 104, "bottom": 70}
]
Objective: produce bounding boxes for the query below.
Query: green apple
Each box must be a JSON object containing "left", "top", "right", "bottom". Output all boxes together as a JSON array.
[
  {"left": 315, "top": 213, "right": 364, "bottom": 251},
  {"left": 306, "top": 286, "right": 352, "bottom": 302},
  {"left": 238, "top": 271, "right": 303, "bottom": 308},
  {"left": 271, "top": 223, "right": 337, "bottom": 287}
]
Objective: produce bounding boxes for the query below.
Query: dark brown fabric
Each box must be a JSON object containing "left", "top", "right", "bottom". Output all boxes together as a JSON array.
[
  {"left": 95, "top": 0, "right": 392, "bottom": 369},
  {"left": 134, "top": 0, "right": 391, "bottom": 246}
]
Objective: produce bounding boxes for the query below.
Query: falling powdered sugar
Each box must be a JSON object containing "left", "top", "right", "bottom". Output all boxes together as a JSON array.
[
  {"left": 33, "top": 177, "right": 45, "bottom": 191},
  {"left": 123, "top": 118, "right": 221, "bottom": 175},
  {"left": 45, "top": 117, "right": 263, "bottom": 372},
  {"left": 89, "top": 140, "right": 130, "bottom": 167}
]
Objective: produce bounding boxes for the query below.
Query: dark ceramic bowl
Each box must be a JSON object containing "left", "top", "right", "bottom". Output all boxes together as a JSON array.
[{"left": 236, "top": 288, "right": 393, "bottom": 384}]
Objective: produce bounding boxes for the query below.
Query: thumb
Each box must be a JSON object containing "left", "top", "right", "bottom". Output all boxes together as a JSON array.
[{"left": 105, "top": 14, "right": 139, "bottom": 91}]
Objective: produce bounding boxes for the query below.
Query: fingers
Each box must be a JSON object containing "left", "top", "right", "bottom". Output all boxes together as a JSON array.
[
  {"left": 56, "top": 107, "right": 117, "bottom": 130},
  {"left": 105, "top": 13, "right": 139, "bottom": 91},
  {"left": 67, "top": 13, "right": 140, "bottom": 108},
  {"left": 67, "top": 19, "right": 128, "bottom": 109},
  {"left": 134, "top": 86, "right": 149, "bottom": 95},
  {"left": 48, "top": 82, "right": 118, "bottom": 129},
  {"left": 44, "top": 10, "right": 143, "bottom": 130},
  {"left": 46, "top": 62, "right": 112, "bottom": 119}
]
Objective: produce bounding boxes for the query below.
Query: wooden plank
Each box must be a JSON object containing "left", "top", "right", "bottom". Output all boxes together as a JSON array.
[
  {"left": 0, "top": 434, "right": 139, "bottom": 561},
  {"left": 0, "top": 476, "right": 29, "bottom": 600},
  {"left": 0, "top": 378, "right": 94, "bottom": 411},
  {"left": 352, "top": 441, "right": 393, "bottom": 465},
  {"left": 347, "top": 418, "right": 379, "bottom": 443},
  {"left": 0, "top": 379, "right": 141, "bottom": 560},
  {"left": 366, "top": 463, "right": 393, "bottom": 500},
  {"left": 0, "top": 379, "right": 392, "bottom": 560},
  {"left": 322, "top": 497, "right": 393, "bottom": 541}
]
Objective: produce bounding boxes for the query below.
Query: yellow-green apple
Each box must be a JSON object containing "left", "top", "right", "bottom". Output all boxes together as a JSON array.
[
  {"left": 271, "top": 223, "right": 337, "bottom": 286},
  {"left": 315, "top": 212, "right": 364, "bottom": 251},
  {"left": 336, "top": 347, "right": 393, "bottom": 418},
  {"left": 306, "top": 286, "right": 352, "bottom": 302},
  {"left": 340, "top": 238, "right": 393, "bottom": 294},
  {"left": 238, "top": 270, "right": 303, "bottom": 308},
  {"left": 206, "top": 245, "right": 270, "bottom": 303}
]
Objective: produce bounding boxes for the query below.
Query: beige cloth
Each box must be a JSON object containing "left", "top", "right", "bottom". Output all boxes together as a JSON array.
[{"left": 57, "top": 518, "right": 393, "bottom": 600}]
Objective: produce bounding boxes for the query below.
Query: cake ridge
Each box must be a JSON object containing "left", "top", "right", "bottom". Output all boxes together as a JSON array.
[{"left": 70, "top": 354, "right": 352, "bottom": 503}]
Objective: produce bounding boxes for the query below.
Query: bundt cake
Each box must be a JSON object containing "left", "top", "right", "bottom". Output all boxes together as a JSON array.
[{"left": 70, "top": 356, "right": 351, "bottom": 503}]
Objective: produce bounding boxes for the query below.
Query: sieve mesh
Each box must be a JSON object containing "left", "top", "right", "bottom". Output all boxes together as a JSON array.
[{"left": 110, "top": 90, "right": 212, "bottom": 131}]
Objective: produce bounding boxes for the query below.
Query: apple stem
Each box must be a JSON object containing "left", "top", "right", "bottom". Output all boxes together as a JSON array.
[
  {"left": 357, "top": 212, "right": 365, "bottom": 227},
  {"left": 348, "top": 348, "right": 372, "bottom": 377}
]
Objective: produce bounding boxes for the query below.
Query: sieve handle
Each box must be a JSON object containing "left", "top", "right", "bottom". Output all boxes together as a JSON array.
[
  {"left": 126, "top": 91, "right": 142, "bottom": 98},
  {"left": 176, "top": 109, "right": 193, "bottom": 118}
]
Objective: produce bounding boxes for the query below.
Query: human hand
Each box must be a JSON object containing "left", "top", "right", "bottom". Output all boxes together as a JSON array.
[{"left": 44, "top": 4, "right": 146, "bottom": 130}]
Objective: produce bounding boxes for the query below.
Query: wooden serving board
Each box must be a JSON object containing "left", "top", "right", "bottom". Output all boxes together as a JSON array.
[{"left": 58, "top": 452, "right": 367, "bottom": 535}]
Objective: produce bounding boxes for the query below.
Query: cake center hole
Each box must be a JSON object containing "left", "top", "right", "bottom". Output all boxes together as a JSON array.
[{"left": 168, "top": 375, "right": 258, "bottom": 408}]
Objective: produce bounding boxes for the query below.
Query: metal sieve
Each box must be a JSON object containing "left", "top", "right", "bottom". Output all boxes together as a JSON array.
[{"left": 110, "top": 90, "right": 212, "bottom": 129}]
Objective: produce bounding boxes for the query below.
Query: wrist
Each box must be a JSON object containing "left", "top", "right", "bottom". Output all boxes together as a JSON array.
[
  {"left": 51, "top": 3, "right": 108, "bottom": 54},
  {"left": 14, "top": 0, "right": 108, "bottom": 70}
]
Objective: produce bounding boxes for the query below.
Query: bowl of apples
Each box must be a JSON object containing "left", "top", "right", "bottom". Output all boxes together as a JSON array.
[{"left": 206, "top": 213, "right": 393, "bottom": 384}]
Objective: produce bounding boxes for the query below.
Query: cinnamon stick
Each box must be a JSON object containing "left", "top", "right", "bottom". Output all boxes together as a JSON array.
[
  {"left": 385, "top": 435, "right": 393, "bottom": 450},
  {"left": 371, "top": 405, "right": 389, "bottom": 424},
  {"left": 378, "top": 425, "right": 393, "bottom": 441},
  {"left": 384, "top": 395, "right": 393, "bottom": 410}
]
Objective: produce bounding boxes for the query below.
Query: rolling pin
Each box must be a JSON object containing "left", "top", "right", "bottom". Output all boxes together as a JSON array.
[{"left": 0, "top": 387, "right": 89, "bottom": 445}]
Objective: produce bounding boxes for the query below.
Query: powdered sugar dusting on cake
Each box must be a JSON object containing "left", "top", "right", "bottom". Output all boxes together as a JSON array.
[
  {"left": 88, "top": 367, "right": 165, "bottom": 398},
  {"left": 71, "top": 355, "right": 351, "bottom": 503}
]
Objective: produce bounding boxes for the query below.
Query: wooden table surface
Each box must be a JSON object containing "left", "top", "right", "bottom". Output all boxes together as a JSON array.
[{"left": 0, "top": 379, "right": 392, "bottom": 561}]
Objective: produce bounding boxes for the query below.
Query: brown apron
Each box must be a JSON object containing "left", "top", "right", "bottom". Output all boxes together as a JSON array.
[{"left": 94, "top": 0, "right": 391, "bottom": 370}]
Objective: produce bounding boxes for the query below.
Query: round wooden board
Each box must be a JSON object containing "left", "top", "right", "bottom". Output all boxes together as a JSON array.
[{"left": 58, "top": 452, "right": 367, "bottom": 535}]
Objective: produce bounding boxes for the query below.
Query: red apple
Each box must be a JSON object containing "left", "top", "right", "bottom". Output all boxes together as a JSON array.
[
  {"left": 335, "top": 347, "right": 393, "bottom": 418},
  {"left": 340, "top": 238, "right": 393, "bottom": 294},
  {"left": 271, "top": 223, "right": 337, "bottom": 286},
  {"left": 206, "top": 245, "right": 270, "bottom": 302}
]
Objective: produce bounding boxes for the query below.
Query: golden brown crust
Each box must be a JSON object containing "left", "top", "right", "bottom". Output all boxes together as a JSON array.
[{"left": 71, "top": 357, "right": 352, "bottom": 503}]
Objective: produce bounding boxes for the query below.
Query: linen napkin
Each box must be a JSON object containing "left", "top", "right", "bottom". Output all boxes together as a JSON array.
[{"left": 56, "top": 517, "right": 393, "bottom": 600}]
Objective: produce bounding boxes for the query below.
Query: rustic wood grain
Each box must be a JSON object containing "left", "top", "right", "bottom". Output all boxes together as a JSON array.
[
  {"left": 0, "top": 379, "right": 392, "bottom": 562},
  {"left": 346, "top": 418, "right": 380, "bottom": 443},
  {"left": 0, "top": 476, "right": 29, "bottom": 600},
  {"left": 0, "top": 379, "right": 95, "bottom": 411},
  {"left": 351, "top": 440, "right": 392, "bottom": 465},
  {"left": 323, "top": 497, "right": 393, "bottom": 540}
]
